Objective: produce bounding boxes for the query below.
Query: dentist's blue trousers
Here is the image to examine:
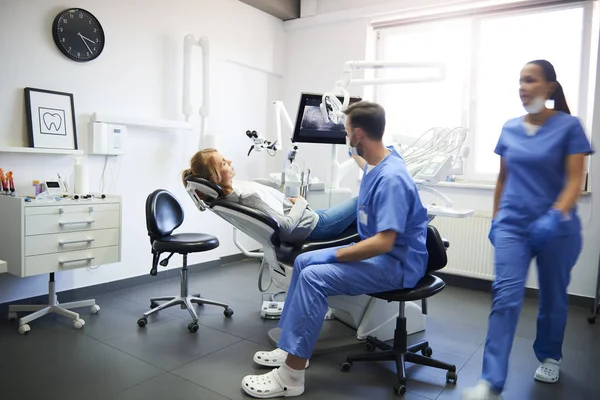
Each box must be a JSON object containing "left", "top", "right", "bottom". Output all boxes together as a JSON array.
[
  {"left": 276, "top": 246, "right": 407, "bottom": 359},
  {"left": 481, "top": 227, "right": 582, "bottom": 392}
]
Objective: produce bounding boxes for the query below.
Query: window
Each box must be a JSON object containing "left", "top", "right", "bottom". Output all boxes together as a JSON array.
[{"left": 374, "top": 2, "right": 598, "bottom": 182}]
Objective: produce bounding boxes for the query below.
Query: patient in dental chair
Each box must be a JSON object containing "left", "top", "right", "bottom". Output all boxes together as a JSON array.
[{"left": 181, "top": 148, "right": 360, "bottom": 244}]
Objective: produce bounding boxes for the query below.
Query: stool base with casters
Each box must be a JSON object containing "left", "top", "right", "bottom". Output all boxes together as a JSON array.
[
  {"left": 341, "top": 287, "right": 457, "bottom": 396},
  {"left": 136, "top": 253, "right": 234, "bottom": 333}
]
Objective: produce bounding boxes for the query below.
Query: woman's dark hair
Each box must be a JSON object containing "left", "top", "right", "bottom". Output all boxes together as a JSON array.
[{"left": 528, "top": 59, "right": 571, "bottom": 115}]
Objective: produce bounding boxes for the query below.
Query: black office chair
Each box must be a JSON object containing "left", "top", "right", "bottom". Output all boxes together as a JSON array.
[
  {"left": 341, "top": 225, "right": 457, "bottom": 396},
  {"left": 137, "top": 189, "right": 234, "bottom": 333}
]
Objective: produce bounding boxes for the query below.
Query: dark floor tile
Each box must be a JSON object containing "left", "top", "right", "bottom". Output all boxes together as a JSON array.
[
  {"left": 172, "top": 339, "right": 281, "bottom": 400},
  {"left": 2, "top": 338, "right": 162, "bottom": 400},
  {"left": 408, "top": 317, "right": 487, "bottom": 360},
  {"left": 111, "top": 372, "right": 229, "bottom": 400},
  {"left": 55, "top": 293, "right": 179, "bottom": 342},
  {"left": 103, "top": 317, "right": 243, "bottom": 371},
  {"left": 192, "top": 294, "right": 280, "bottom": 340},
  {"left": 0, "top": 312, "right": 99, "bottom": 361}
]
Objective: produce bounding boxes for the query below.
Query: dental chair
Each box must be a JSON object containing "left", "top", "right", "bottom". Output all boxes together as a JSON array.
[
  {"left": 341, "top": 225, "right": 457, "bottom": 396},
  {"left": 137, "top": 189, "right": 234, "bottom": 333},
  {"left": 184, "top": 176, "right": 428, "bottom": 354}
]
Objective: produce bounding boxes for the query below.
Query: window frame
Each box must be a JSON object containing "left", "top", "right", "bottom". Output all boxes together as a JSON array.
[{"left": 371, "top": 0, "right": 598, "bottom": 184}]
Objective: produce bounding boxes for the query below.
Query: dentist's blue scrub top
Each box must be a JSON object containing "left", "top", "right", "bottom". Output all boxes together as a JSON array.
[
  {"left": 494, "top": 112, "right": 593, "bottom": 235},
  {"left": 358, "top": 146, "right": 429, "bottom": 288}
]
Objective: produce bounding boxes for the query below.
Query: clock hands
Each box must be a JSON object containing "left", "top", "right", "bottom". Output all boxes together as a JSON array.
[{"left": 78, "top": 32, "right": 95, "bottom": 54}]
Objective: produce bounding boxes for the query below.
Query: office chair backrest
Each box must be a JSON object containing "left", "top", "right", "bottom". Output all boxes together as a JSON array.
[
  {"left": 146, "top": 189, "right": 184, "bottom": 240},
  {"left": 426, "top": 225, "right": 447, "bottom": 272}
]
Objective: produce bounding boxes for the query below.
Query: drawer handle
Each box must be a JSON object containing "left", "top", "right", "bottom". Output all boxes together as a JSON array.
[
  {"left": 58, "top": 239, "right": 95, "bottom": 246},
  {"left": 59, "top": 257, "right": 95, "bottom": 266},
  {"left": 59, "top": 220, "right": 95, "bottom": 227}
]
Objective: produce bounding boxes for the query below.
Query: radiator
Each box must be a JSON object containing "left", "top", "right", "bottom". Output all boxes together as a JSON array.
[{"left": 430, "top": 212, "right": 495, "bottom": 281}]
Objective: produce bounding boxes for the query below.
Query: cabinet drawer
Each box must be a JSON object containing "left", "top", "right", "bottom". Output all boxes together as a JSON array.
[
  {"left": 26, "top": 211, "right": 120, "bottom": 236},
  {"left": 25, "top": 246, "right": 120, "bottom": 276},
  {"left": 25, "top": 228, "right": 120, "bottom": 256},
  {"left": 25, "top": 202, "right": 120, "bottom": 216}
]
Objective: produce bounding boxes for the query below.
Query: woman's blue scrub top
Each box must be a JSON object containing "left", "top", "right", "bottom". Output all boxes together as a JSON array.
[{"left": 494, "top": 112, "right": 593, "bottom": 234}]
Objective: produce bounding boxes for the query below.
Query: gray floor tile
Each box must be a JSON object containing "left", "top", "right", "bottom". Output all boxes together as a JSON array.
[
  {"left": 2, "top": 337, "right": 162, "bottom": 400},
  {"left": 172, "top": 339, "right": 280, "bottom": 400},
  {"left": 0, "top": 312, "right": 99, "bottom": 360},
  {"left": 55, "top": 293, "right": 179, "bottom": 342},
  {"left": 111, "top": 372, "right": 229, "bottom": 400},
  {"left": 408, "top": 317, "right": 487, "bottom": 360},
  {"left": 103, "top": 316, "right": 243, "bottom": 371}
]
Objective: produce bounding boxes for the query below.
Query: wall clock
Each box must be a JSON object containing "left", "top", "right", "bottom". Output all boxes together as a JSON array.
[{"left": 52, "top": 8, "right": 105, "bottom": 62}]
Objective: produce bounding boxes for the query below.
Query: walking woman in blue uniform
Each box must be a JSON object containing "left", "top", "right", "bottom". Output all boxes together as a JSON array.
[{"left": 463, "top": 60, "right": 593, "bottom": 400}]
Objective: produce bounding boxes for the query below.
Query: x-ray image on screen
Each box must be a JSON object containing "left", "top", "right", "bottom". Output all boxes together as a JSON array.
[{"left": 292, "top": 93, "right": 361, "bottom": 145}]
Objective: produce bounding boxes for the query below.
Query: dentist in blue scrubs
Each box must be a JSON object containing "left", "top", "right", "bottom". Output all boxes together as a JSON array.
[
  {"left": 463, "top": 60, "right": 593, "bottom": 400},
  {"left": 240, "top": 101, "right": 430, "bottom": 398}
]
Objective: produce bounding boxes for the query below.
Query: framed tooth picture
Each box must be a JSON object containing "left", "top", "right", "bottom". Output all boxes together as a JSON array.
[{"left": 24, "top": 87, "right": 78, "bottom": 150}]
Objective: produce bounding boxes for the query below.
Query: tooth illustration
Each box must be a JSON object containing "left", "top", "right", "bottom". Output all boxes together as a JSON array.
[{"left": 43, "top": 112, "right": 62, "bottom": 132}]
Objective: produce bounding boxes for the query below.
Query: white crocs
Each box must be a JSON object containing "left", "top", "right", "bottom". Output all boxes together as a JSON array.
[
  {"left": 253, "top": 348, "right": 309, "bottom": 368},
  {"left": 461, "top": 380, "right": 503, "bottom": 400},
  {"left": 534, "top": 358, "right": 561, "bottom": 383},
  {"left": 241, "top": 368, "right": 304, "bottom": 398}
]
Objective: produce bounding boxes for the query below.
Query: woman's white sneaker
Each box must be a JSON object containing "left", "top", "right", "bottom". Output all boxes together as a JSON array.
[{"left": 461, "top": 380, "right": 503, "bottom": 400}]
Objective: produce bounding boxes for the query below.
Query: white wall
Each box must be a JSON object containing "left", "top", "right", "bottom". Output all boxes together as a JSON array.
[
  {"left": 284, "top": 0, "right": 600, "bottom": 298},
  {"left": 0, "top": 0, "right": 286, "bottom": 303}
]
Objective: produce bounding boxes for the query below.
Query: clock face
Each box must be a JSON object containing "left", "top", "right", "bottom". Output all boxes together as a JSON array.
[{"left": 52, "top": 8, "right": 105, "bottom": 62}]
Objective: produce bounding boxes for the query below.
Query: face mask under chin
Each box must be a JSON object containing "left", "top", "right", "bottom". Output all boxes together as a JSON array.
[{"left": 523, "top": 96, "right": 547, "bottom": 114}]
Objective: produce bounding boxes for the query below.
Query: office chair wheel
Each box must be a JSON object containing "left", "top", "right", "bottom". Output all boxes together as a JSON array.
[
  {"left": 393, "top": 382, "right": 407, "bottom": 396},
  {"left": 422, "top": 346, "right": 433, "bottom": 357},
  {"left": 341, "top": 361, "right": 352, "bottom": 372},
  {"left": 74, "top": 319, "right": 85, "bottom": 329},
  {"left": 18, "top": 324, "right": 30, "bottom": 335},
  {"left": 366, "top": 342, "right": 376, "bottom": 352},
  {"left": 188, "top": 323, "right": 199, "bottom": 333},
  {"left": 223, "top": 308, "right": 234, "bottom": 318},
  {"left": 150, "top": 301, "right": 159, "bottom": 309},
  {"left": 446, "top": 371, "right": 458, "bottom": 384},
  {"left": 90, "top": 305, "right": 100, "bottom": 314},
  {"left": 588, "top": 316, "right": 596, "bottom": 324},
  {"left": 8, "top": 312, "right": 17, "bottom": 322},
  {"left": 137, "top": 317, "right": 148, "bottom": 328}
]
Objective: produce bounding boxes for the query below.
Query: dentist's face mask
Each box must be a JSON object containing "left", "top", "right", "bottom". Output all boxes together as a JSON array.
[{"left": 347, "top": 129, "right": 363, "bottom": 157}]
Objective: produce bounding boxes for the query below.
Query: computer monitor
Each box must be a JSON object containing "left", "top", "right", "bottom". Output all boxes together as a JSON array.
[{"left": 291, "top": 92, "right": 362, "bottom": 145}]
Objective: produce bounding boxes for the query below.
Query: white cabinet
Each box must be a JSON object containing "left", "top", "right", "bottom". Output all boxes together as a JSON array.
[{"left": 0, "top": 196, "right": 122, "bottom": 277}]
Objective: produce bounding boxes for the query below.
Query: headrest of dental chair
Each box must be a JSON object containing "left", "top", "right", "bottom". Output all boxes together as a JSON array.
[{"left": 184, "top": 175, "right": 224, "bottom": 211}]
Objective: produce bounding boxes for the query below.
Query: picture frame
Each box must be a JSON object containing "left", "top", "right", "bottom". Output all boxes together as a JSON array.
[{"left": 24, "top": 87, "right": 78, "bottom": 150}]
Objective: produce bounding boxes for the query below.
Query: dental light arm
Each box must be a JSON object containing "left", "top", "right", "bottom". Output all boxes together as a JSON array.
[
  {"left": 321, "top": 60, "right": 447, "bottom": 190},
  {"left": 321, "top": 61, "right": 446, "bottom": 123},
  {"left": 183, "top": 34, "right": 212, "bottom": 148}
]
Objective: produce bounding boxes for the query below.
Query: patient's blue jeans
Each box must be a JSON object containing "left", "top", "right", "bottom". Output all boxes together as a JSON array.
[{"left": 308, "top": 197, "right": 358, "bottom": 240}]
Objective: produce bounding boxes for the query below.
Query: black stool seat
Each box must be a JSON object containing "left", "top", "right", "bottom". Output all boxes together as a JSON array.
[
  {"left": 370, "top": 274, "right": 445, "bottom": 303},
  {"left": 276, "top": 224, "right": 360, "bottom": 263},
  {"left": 152, "top": 233, "right": 219, "bottom": 254}
]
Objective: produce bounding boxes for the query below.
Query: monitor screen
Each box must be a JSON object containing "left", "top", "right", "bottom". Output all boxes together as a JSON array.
[{"left": 291, "top": 93, "right": 362, "bottom": 145}]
